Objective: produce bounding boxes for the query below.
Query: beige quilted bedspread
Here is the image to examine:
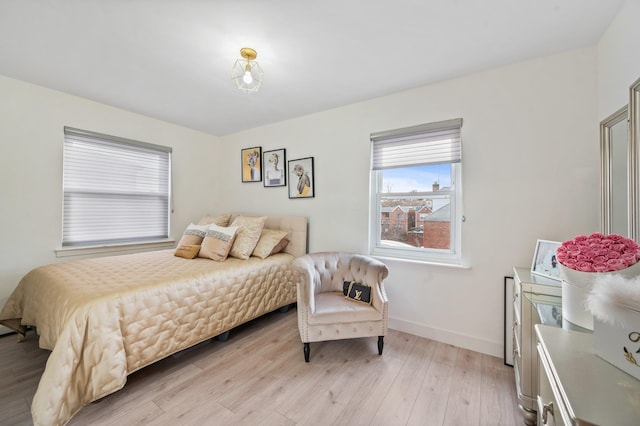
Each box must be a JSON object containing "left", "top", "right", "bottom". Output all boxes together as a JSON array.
[{"left": 0, "top": 249, "right": 296, "bottom": 426}]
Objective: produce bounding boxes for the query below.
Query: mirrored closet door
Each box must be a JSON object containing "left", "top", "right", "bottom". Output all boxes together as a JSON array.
[
  {"left": 601, "top": 76, "right": 640, "bottom": 241},
  {"left": 600, "top": 105, "right": 630, "bottom": 236},
  {"left": 631, "top": 77, "right": 640, "bottom": 242}
]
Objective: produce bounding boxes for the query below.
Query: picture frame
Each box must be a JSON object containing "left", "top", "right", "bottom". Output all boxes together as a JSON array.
[
  {"left": 263, "top": 148, "right": 286, "bottom": 187},
  {"left": 288, "top": 157, "right": 314, "bottom": 199},
  {"left": 241, "top": 147, "right": 262, "bottom": 182},
  {"left": 531, "top": 239, "right": 562, "bottom": 281}
]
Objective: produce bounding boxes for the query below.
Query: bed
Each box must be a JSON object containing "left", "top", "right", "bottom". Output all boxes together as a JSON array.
[{"left": 0, "top": 214, "right": 307, "bottom": 426}]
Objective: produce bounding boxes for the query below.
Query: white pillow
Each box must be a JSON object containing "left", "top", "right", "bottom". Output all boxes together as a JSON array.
[{"left": 198, "top": 224, "right": 239, "bottom": 261}]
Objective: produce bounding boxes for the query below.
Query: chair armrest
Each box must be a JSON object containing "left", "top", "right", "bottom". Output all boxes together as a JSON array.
[{"left": 293, "top": 255, "right": 319, "bottom": 314}]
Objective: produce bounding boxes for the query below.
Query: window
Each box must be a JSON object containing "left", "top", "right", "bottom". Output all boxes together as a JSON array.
[
  {"left": 369, "top": 118, "right": 463, "bottom": 264},
  {"left": 62, "top": 127, "right": 172, "bottom": 247}
]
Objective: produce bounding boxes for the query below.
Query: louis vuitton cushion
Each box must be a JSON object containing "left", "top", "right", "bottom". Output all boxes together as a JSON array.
[{"left": 343, "top": 281, "right": 372, "bottom": 305}]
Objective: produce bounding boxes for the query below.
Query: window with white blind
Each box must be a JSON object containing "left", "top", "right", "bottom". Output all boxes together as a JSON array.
[
  {"left": 62, "top": 127, "right": 172, "bottom": 247},
  {"left": 369, "top": 118, "right": 463, "bottom": 264}
]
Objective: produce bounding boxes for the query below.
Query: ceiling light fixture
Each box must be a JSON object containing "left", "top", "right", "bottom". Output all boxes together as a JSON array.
[{"left": 231, "top": 47, "right": 263, "bottom": 93}]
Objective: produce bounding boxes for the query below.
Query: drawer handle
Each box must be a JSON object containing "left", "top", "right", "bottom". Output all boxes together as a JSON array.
[
  {"left": 513, "top": 347, "right": 519, "bottom": 358},
  {"left": 513, "top": 293, "right": 518, "bottom": 302},
  {"left": 542, "top": 401, "right": 554, "bottom": 424},
  {"left": 513, "top": 320, "right": 519, "bottom": 329}
]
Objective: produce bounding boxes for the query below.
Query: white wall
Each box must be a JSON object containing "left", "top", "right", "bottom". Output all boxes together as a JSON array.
[
  {"left": 0, "top": 75, "right": 220, "bottom": 302},
  {"left": 219, "top": 48, "right": 599, "bottom": 356},
  {"left": 597, "top": 0, "right": 640, "bottom": 119}
]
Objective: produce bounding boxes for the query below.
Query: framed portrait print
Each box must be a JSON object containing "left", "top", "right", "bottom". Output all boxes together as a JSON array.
[
  {"left": 531, "top": 239, "right": 562, "bottom": 281},
  {"left": 288, "top": 157, "right": 314, "bottom": 199},
  {"left": 241, "top": 147, "right": 262, "bottom": 182},
  {"left": 263, "top": 149, "right": 286, "bottom": 187}
]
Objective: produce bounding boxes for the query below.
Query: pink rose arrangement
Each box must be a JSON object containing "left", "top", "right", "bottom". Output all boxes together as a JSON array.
[{"left": 556, "top": 233, "right": 640, "bottom": 273}]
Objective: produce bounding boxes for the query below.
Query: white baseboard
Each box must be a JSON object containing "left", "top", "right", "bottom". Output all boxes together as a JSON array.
[{"left": 388, "top": 316, "right": 502, "bottom": 358}]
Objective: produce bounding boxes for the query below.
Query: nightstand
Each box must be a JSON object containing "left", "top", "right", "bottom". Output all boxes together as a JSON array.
[{"left": 512, "top": 267, "right": 561, "bottom": 425}]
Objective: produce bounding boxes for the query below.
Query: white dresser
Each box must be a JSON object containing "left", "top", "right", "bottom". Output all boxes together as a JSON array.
[
  {"left": 512, "top": 267, "right": 562, "bottom": 425},
  {"left": 535, "top": 325, "right": 640, "bottom": 425}
]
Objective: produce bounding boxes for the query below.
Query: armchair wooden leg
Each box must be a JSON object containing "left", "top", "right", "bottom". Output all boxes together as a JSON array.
[
  {"left": 303, "top": 343, "right": 310, "bottom": 362},
  {"left": 378, "top": 336, "right": 384, "bottom": 355}
]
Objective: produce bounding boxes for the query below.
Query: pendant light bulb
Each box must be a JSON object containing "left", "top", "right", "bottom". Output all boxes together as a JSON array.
[{"left": 243, "top": 64, "right": 253, "bottom": 84}]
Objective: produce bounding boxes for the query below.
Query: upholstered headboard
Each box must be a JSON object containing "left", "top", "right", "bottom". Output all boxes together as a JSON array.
[{"left": 229, "top": 214, "right": 308, "bottom": 258}]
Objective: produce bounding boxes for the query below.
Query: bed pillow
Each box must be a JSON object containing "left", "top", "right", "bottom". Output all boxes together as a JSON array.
[
  {"left": 197, "top": 213, "right": 232, "bottom": 227},
  {"left": 173, "top": 244, "right": 201, "bottom": 259},
  {"left": 252, "top": 229, "right": 289, "bottom": 259},
  {"left": 198, "top": 224, "right": 239, "bottom": 261},
  {"left": 229, "top": 216, "right": 267, "bottom": 260},
  {"left": 270, "top": 237, "right": 290, "bottom": 256},
  {"left": 176, "top": 223, "right": 209, "bottom": 246}
]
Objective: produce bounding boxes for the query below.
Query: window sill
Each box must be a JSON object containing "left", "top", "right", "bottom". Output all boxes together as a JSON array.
[
  {"left": 371, "top": 255, "right": 471, "bottom": 269},
  {"left": 55, "top": 239, "right": 175, "bottom": 258}
]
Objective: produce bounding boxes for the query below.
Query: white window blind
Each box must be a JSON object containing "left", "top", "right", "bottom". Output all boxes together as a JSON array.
[
  {"left": 62, "top": 127, "right": 172, "bottom": 247},
  {"left": 371, "top": 118, "right": 462, "bottom": 170}
]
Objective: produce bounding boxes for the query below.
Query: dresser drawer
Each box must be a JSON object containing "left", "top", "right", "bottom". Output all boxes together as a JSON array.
[
  {"left": 537, "top": 344, "right": 559, "bottom": 426},
  {"left": 537, "top": 341, "right": 571, "bottom": 426}
]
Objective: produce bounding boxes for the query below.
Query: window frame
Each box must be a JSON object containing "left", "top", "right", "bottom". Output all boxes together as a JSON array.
[
  {"left": 368, "top": 119, "right": 464, "bottom": 266},
  {"left": 60, "top": 127, "right": 173, "bottom": 252}
]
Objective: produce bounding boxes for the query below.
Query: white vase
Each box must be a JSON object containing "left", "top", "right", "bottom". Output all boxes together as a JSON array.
[
  {"left": 561, "top": 279, "right": 594, "bottom": 330},
  {"left": 559, "top": 262, "right": 640, "bottom": 331}
]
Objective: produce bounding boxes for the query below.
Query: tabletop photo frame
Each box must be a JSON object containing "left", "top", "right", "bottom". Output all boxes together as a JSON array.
[{"left": 531, "top": 239, "right": 562, "bottom": 281}]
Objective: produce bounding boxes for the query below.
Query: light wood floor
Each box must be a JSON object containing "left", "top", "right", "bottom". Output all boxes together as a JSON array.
[{"left": 0, "top": 307, "right": 520, "bottom": 425}]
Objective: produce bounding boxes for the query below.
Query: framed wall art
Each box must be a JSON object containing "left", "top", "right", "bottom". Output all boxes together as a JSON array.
[
  {"left": 531, "top": 239, "right": 562, "bottom": 281},
  {"left": 241, "top": 146, "right": 262, "bottom": 182},
  {"left": 288, "top": 157, "right": 314, "bottom": 199},
  {"left": 263, "top": 148, "right": 286, "bottom": 187}
]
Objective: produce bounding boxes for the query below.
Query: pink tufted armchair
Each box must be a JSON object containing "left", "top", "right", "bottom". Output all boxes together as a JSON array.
[{"left": 292, "top": 252, "right": 389, "bottom": 362}]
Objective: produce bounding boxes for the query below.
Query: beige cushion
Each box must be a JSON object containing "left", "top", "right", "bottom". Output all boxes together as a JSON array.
[
  {"left": 229, "top": 216, "right": 267, "bottom": 260},
  {"left": 173, "top": 244, "right": 201, "bottom": 259},
  {"left": 197, "top": 213, "right": 231, "bottom": 227},
  {"left": 270, "top": 238, "right": 290, "bottom": 256},
  {"left": 176, "top": 223, "right": 209, "bottom": 247},
  {"left": 198, "top": 224, "right": 239, "bottom": 261},
  {"left": 308, "top": 293, "right": 382, "bottom": 325},
  {"left": 252, "top": 229, "right": 289, "bottom": 259}
]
